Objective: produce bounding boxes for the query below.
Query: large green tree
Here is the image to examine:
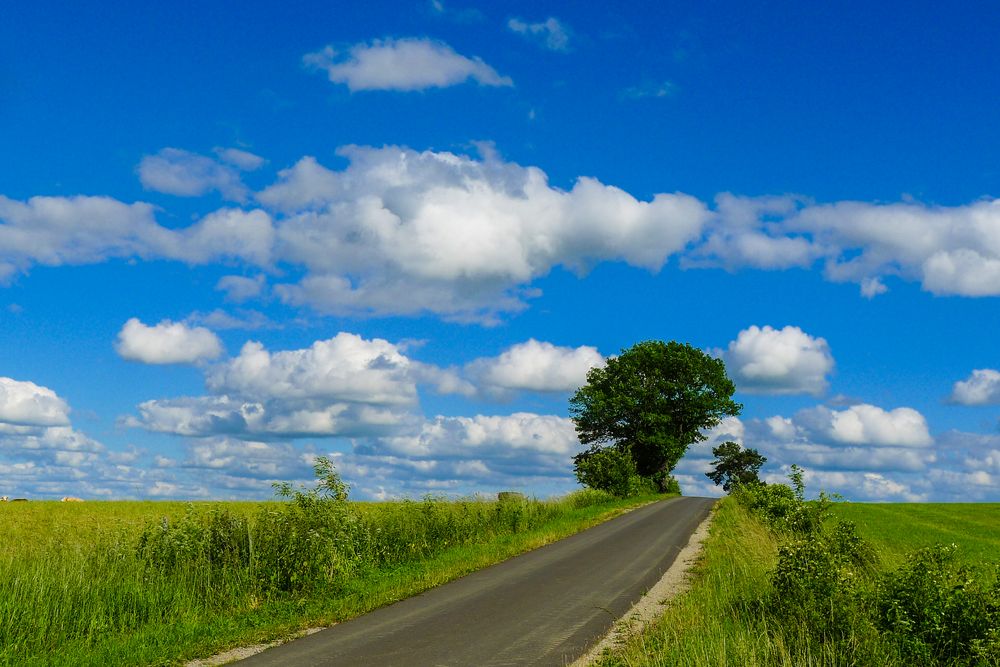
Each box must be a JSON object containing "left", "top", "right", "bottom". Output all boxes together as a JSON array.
[{"left": 570, "top": 340, "right": 741, "bottom": 492}]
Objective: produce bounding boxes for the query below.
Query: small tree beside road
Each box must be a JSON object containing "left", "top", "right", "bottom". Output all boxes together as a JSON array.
[
  {"left": 705, "top": 440, "right": 767, "bottom": 492},
  {"left": 570, "top": 340, "right": 742, "bottom": 493}
]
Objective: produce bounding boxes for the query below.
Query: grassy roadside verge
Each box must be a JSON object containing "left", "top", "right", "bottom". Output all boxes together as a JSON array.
[
  {"left": 594, "top": 498, "right": 784, "bottom": 666},
  {"left": 597, "top": 497, "right": 1000, "bottom": 666},
  {"left": 1, "top": 492, "right": 663, "bottom": 666}
]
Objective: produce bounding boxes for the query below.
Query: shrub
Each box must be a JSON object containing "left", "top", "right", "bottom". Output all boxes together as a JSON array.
[
  {"left": 573, "top": 446, "right": 643, "bottom": 497},
  {"left": 875, "top": 544, "right": 1000, "bottom": 664}
]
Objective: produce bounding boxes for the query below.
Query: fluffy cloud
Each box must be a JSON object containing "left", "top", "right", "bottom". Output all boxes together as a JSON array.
[
  {"left": 207, "top": 333, "right": 417, "bottom": 405},
  {"left": 303, "top": 38, "right": 512, "bottom": 92},
  {"left": 674, "top": 403, "right": 946, "bottom": 499},
  {"left": 138, "top": 148, "right": 250, "bottom": 201},
  {"left": 128, "top": 333, "right": 424, "bottom": 439},
  {"left": 949, "top": 369, "right": 1000, "bottom": 405},
  {"left": 722, "top": 325, "right": 834, "bottom": 395},
  {"left": 261, "top": 145, "right": 709, "bottom": 321},
  {"left": 507, "top": 17, "right": 571, "bottom": 52},
  {"left": 116, "top": 318, "right": 223, "bottom": 365},
  {"left": 691, "top": 194, "right": 1000, "bottom": 297},
  {"left": 0, "top": 377, "right": 70, "bottom": 426},
  {"left": 0, "top": 195, "right": 170, "bottom": 280},
  {"left": 466, "top": 339, "right": 604, "bottom": 393},
  {"left": 771, "top": 404, "right": 933, "bottom": 448},
  {"left": 0, "top": 378, "right": 147, "bottom": 499}
]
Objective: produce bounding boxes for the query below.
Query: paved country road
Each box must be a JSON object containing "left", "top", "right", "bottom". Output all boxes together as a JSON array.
[{"left": 237, "top": 496, "right": 715, "bottom": 667}]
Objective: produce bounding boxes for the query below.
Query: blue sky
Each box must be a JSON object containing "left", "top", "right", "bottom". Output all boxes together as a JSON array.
[{"left": 2, "top": 0, "right": 1000, "bottom": 501}]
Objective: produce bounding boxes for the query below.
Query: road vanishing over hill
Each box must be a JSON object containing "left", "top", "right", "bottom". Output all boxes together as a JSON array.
[{"left": 237, "top": 496, "right": 715, "bottom": 667}]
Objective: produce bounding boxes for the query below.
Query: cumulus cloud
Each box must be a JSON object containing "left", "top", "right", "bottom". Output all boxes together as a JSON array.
[
  {"left": 781, "top": 404, "right": 933, "bottom": 448},
  {"left": 507, "top": 17, "right": 571, "bottom": 51},
  {"left": 722, "top": 325, "right": 834, "bottom": 395},
  {"left": 690, "top": 194, "right": 1000, "bottom": 298},
  {"left": 138, "top": 148, "right": 250, "bottom": 201},
  {"left": 0, "top": 377, "right": 149, "bottom": 499},
  {"left": 208, "top": 333, "right": 417, "bottom": 405},
  {"left": 949, "top": 368, "right": 1000, "bottom": 405},
  {"left": 466, "top": 339, "right": 604, "bottom": 394},
  {"left": 115, "top": 318, "right": 223, "bottom": 365},
  {"left": 128, "top": 333, "right": 424, "bottom": 440},
  {"left": 261, "top": 145, "right": 709, "bottom": 321},
  {"left": 672, "top": 402, "right": 947, "bottom": 498},
  {"left": 0, "top": 377, "right": 70, "bottom": 426},
  {"left": 303, "top": 38, "right": 512, "bottom": 92},
  {"left": 0, "top": 194, "right": 170, "bottom": 280}
]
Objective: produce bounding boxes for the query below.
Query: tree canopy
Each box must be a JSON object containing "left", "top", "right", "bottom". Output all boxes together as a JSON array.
[
  {"left": 570, "top": 340, "right": 741, "bottom": 492},
  {"left": 705, "top": 440, "right": 767, "bottom": 492}
]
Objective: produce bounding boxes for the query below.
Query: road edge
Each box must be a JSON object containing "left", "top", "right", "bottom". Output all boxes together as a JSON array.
[{"left": 569, "top": 502, "right": 716, "bottom": 667}]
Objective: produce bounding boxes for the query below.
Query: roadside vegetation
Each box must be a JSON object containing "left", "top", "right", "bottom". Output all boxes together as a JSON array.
[
  {"left": 0, "top": 458, "right": 664, "bottom": 666},
  {"left": 598, "top": 466, "right": 1000, "bottom": 666}
]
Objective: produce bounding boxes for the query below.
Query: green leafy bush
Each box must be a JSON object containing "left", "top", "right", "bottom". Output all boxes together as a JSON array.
[
  {"left": 573, "top": 446, "right": 644, "bottom": 497},
  {"left": 875, "top": 544, "right": 1000, "bottom": 665}
]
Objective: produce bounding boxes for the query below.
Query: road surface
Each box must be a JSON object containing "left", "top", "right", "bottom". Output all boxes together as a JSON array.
[{"left": 238, "top": 496, "right": 715, "bottom": 666}]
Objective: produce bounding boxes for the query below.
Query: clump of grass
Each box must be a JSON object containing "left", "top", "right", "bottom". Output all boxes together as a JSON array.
[{"left": 0, "top": 459, "right": 660, "bottom": 666}]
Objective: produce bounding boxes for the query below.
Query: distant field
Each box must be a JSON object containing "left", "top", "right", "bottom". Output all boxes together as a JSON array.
[
  {"left": 831, "top": 502, "right": 1000, "bottom": 568},
  {"left": 0, "top": 501, "right": 264, "bottom": 556}
]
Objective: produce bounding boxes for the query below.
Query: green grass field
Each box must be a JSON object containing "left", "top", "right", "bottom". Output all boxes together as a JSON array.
[
  {"left": 0, "top": 492, "right": 660, "bottom": 666},
  {"left": 599, "top": 499, "right": 1000, "bottom": 667},
  {"left": 831, "top": 502, "right": 1000, "bottom": 568}
]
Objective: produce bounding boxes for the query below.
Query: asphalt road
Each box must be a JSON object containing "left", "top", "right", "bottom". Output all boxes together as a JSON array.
[{"left": 237, "top": 496, "right": 715, "bottom": 667}]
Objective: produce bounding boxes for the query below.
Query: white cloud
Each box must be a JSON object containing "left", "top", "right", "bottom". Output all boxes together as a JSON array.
[
  {"left": 115, "top": 318, "right": 223, "bottom": 365},
  {"left": 207, "top": 333, "right": 417, "bottom": 405},
  {"left": 303, "top": 38, "right": 512, "bottom": 92},
  {"left": 216, "top": 274, "right": 266, "bottom": 302},
  {"left": 467, "top": 339, "right": 604, "bottom": 393},
  {"left": 691, "top": 195, "right": 1000, "bottom": 298},
  {"left": 214, "top": 147, "right": 266, "bottom": 171},
  {"left": 508, "top": 17, "right": 571, "bottom": 52},
  {"left": 825, "top": 404, "right": 933, "bottom": 447},
  {"left": 949, "top": 368, "right": 1000, "bottom": 405},
  {"left": 186, "top": 308, "right": 275, "bottom": 331},
  {"left": 0, "top": 194, "right": 171, "bottom": 280},
  {"left": 128, "top": 333, "right": 425, "bottom": 440},
  {"left": 0, "top": 377, "right": 70, "bottom": 426},
  {"left": 138, "top": 148, "right": 249, "bottom": 201},
  {"left": 782, "top": 404, "right": 933, "bottom": 448},
  {"left": 171, "top": 208, "right": 275, "bottom": 267},
  {"left": 722, "top": 325, "right": 834, "bottom": 395},
  {"left": 262, "top": 145, "right": 709, "bottom": 321}
]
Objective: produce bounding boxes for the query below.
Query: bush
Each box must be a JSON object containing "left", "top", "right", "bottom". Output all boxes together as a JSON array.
[
  {"left": 875, "top": 544, "right": 1000, "bottom": 664},
  {"left": 573, "top": 446, "right": 644, "bottom": 497}
]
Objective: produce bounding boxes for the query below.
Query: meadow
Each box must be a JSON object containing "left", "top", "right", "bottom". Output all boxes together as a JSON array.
[
  {"left": 599, "top": 494, "right": 1000, "bottom": 667},
  {"left": 0, "top": 469, "right": 660, "bottom": 667}
]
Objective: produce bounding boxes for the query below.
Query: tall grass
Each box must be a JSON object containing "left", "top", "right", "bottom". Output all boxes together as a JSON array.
[
  {"left": 0, "top": 480, "right": 653, "bottom": 666},
  {"left": 599, "top": 492, "right": 1000, "bottom": 667}
]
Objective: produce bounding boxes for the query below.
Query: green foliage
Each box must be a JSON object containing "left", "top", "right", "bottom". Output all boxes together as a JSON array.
[
  {"left": 705, "top": 440, "right": 766, "bottom": 492},
  {"left": 874, "top": 544, "right": 1000, "bottom": 664},
  {"left": 573, "top": 446, "right": 643, "bottom": 497},
  {"left": 733, "top": 465, "right": 1000, "bottom": 666},
  {"left": 569, "top": 340, "right": 741, "bottom": 491},
  {"left": 734, "top": 466, "right": 834, "bottom": 535}
]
